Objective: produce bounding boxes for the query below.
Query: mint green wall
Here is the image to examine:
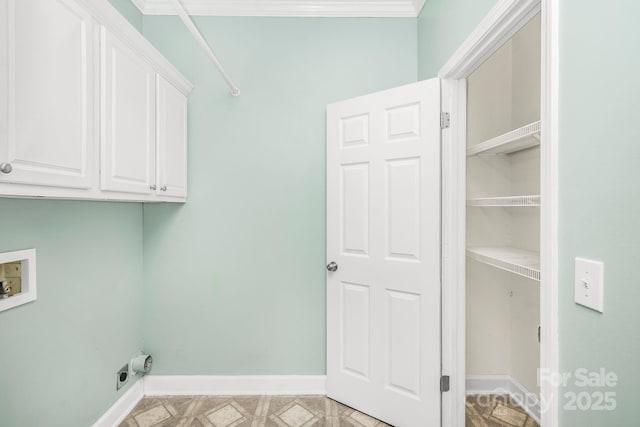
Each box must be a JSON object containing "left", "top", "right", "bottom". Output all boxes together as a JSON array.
[
  {"left": 0, "top": 199, "right": 144, "bottom": 427},
  {"left": 5, "top": 2, "right": 635, "bottom": 425},
  {"left": 417, "top": 0, "right": 498, "bottom": 79},
  {"left": 558, "top": 0, "right": 640, "bottom": 424},
  {"left": 108, "top": 0, "right": 143, "bottom": 32},
  {"left": 141, "top": 17, "right": 417, "bottom": 374}
]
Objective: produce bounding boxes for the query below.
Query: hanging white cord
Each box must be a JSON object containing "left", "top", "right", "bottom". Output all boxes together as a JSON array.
[{"left": 167, "top": 0, "right": 240, "bottom": 96}]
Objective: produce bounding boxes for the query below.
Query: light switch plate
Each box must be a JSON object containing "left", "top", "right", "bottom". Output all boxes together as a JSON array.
[{"left": 574, "top": 257, "right": 604, "bottom": 312}]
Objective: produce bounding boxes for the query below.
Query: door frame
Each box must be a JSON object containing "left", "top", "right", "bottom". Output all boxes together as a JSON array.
[{"left": 437, "top": 0, "right": 559, "bottom": 426}]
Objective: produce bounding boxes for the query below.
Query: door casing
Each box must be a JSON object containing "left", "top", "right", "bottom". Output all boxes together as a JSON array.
[{"left": 437, "top": 0, "right": 560, "bottom": 426}]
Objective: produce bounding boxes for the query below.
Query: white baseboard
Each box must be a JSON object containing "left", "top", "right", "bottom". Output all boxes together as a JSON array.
[
  {"left": 92, "top": 378, "right": 144, "bottom": 427},
  {"left": 466, "top": 375, "right": 540, "bottom": 424},
  {"left": 143, "top": 375, "right": 327, "bottom": 396}
]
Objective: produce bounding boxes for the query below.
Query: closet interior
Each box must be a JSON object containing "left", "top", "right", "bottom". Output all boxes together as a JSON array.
[{"left": 465, "top": 12, "right": 542, "bottom": 413}]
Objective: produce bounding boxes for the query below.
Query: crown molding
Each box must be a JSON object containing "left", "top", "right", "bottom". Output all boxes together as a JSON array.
[
  {"left": 130, "top": 0, "right": 424, "bottom": 17},
  {"left": 413, "top": 0, "right": 426, "bottom": 16}
]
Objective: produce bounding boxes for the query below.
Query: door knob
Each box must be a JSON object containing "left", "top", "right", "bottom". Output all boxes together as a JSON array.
[
  {"left": 0, "top": 162, "right": 12, "bottom": 174},
  {"left": 326, "top": 262, "right": 338, "bottom": 272}
]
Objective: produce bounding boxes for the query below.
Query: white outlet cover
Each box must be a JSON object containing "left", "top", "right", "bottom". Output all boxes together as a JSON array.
[{"left": 574, "top": 257, "right": 604, "bottom": 313}]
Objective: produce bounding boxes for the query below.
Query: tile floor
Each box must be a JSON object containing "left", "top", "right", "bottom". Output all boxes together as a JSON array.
[
  {"left": 120, "top": 395, "right": 391, "bottom": 427},
  {"left": 466, "top": 395, "right": 539, "bottom": 427},
  {"left": 121, "top": 394, "right": 539, "bottom": 427}
]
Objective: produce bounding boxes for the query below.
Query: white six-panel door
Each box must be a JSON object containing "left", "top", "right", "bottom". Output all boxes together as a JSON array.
[
  {"left": 101, "top": 26, "right": 156, "bottom": 195},
  {"left": 327, "top": 79, "right": 441, "bottom": 427},
  {"left": 0, "top": 0, "right": 94, "bottom": 189}
]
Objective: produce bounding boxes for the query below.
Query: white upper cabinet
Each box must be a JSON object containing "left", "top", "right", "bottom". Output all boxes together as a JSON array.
[
  {"left": 156, "top": 75, "right": 187, "bottom": 198},
  {"left": 0, "top": 0, "right": 94, "bottom": 189},
  {"left": 0, "top": 0, "right": 192, "bottom": 202},
  {"left": 100, "top": 27, "right": 156, "bottom": 195}
]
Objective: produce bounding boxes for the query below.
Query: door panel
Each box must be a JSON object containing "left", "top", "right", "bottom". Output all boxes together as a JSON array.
[
  {"left": 385, "top": 102, "right": 421, "bottom": 143},
  {"left": 387, "top": 289, "right": 421, "bottom": 398},
  {"left": 341, "top": 114, "right": 369, "bottom": 148},
  {"left": 341, "top": 163, "right": 369, "bottom": 256},
  {"left": 0, "top": 0, "right": 94, "bottom": 188},
  {"left": 341, "top": 281, "right": 370, "bottom": 380},
  {"left": 386, "top": 157, "right": 421, "bottom": 261},
  {"left": 101, "top": 26, "right": 155, "bottom": 194},
  {"left": 327, "top": 79, "right": 441, "bottom": 427}
]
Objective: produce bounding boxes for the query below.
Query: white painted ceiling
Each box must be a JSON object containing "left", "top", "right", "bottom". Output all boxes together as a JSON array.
[{"left": 131, "top": 0, "right": 426, "bottom": 18}]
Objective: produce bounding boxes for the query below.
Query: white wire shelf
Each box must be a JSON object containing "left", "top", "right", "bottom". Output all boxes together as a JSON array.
[
  {"left": 467, "top": 121, "right": 541, "bottom": 156},
  {"left": 467, "top": 195, "right": 541, "bottom": 207},
  {"left": 467, "top": 246, "right": 540, "bottom": 281}
]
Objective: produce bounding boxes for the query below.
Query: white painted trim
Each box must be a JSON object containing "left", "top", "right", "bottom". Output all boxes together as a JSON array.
[
  {"left": 0, "top": 249, "right": 36, "bottom": 312},
  {"left": 539, "top": 0, "right": 559, "bottom": 426},
  {"left": 438, "top": 0, "right": 559, "bottom": 427},
  {"left": 132, "top": 0, "right": 417, "bottom": 17},
  {"left": 440, "top": 78, "right": 466, "bottom": 427},
  {"left": 466, "top": 375, "right": 541, "bottom": 424},
  {"left": 143, "top": 375, "right": 327, "bottom": 396},
  {"left": 438, "top": 0, "right": 540, "bottom": 80},
  {"left": 412, "top": 0, "right": 426, "bottom": 16},
  {"left": 92, "top": 379, "right": 144, "bottom": 427},
  {"left": 78, "top": 0, "right": 193, "bottom": 95}
]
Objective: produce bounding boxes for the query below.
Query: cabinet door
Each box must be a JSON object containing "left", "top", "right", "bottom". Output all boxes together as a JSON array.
[
  {"left": 100, "top": 26, "right": 155, "bottom": 195},
  {"left": 156, "top": 75, "right": 187, "bottom": 198},
  {"left": 0, "top": 0, "right": 95, "bottom": 189}
]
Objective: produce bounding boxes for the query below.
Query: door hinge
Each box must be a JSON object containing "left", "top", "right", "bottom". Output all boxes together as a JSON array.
[
  {"left": 440, "top": 112, "right": 450, "bottom": 129},
  {"left": 440, "top": 375, "right": 450, "bottom": 392}
]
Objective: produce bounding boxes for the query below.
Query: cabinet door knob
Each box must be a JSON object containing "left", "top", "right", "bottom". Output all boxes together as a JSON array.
[
  {"left": 161, "top": 186, "right": 167, "bottom": 191},
  {"left": 0, "top": 162, "right": 12, "bottom": 174},
  {"left": 150, "top": 184, "right": 157, "bottom": 191}
]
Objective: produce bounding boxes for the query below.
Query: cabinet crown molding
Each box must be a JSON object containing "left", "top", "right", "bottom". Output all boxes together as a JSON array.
[{"left": 81, "top": 0, "right": 193, "bottom": 95}]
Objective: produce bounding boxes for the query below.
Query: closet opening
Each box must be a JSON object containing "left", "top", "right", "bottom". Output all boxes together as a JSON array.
[{"left": 465, "top": 13, "right": 542, "bottom": 426}]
